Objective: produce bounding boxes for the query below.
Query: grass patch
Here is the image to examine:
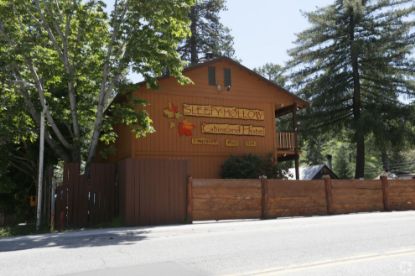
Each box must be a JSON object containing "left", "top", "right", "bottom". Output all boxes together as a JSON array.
[{"left": 0, "top": 223, "right": 50, "bottom": 238}]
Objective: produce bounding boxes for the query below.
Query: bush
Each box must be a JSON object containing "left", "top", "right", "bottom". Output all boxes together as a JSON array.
[{"left": 221, "top": 154, "right": 289, "bottom": 179}]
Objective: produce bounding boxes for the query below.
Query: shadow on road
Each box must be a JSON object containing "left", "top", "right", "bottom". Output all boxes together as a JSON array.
[{"left": 0, "top": 229, "right": 149, "bottom": 252}]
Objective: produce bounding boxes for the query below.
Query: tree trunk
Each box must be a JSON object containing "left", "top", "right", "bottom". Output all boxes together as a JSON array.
[
  {"left": 189, "top": 6, "right": 198, "bottom": 65},
  {"left": 381, "top": 150, "right": 390, "bottom": 172},
  {"left": 68, "top": 81, "right": 81, "bottom": 162},
  {"left": 349, "top": 13, "right": 365, "bottom": 179},
  {"left": 18, "top": 85, "right": 71, "bottom": 162}
]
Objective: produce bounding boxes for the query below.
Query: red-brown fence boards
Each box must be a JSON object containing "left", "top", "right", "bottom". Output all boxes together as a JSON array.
[
  {"left": 266, "top": 180, "right": 327, "bottom": 218},
  {"left": 56, "top": 162, "right": 415, "bottom": 228},
  {"left": 189, "top": 177, "right": 415, "bottom": 222},
  {"left": 389, "top": 180, "right": 415, "bottom": 210},
  {"left": 192, "top": 179, "right": 262, "bottom": 220},
  {"left": 55, "top": 163, "right": 116, "bottom": 229},
  {"left": 117, "top": 158, "right": 189, "bottom": 226},
  {"left": 88, "top": 163, "right": 117, "bottom": 225},
  {"left": 330, "top": 180, "right": 384, "bottom": 214}
]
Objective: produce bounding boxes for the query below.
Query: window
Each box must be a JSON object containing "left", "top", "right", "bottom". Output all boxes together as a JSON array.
[
  {"left": 224, "top": 68, "right": 232, "bottom": 87},
  {"left": 208, "top": 66, "right": 216, "bottom": 85}
]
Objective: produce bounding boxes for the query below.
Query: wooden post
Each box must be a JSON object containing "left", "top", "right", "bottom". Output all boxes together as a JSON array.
[
  {"left": 292, "top": 104, "right": 300, "bottom": 180},
  {"left": 50, "top": 180, "right": 56, "bottom": 232},
  {"left": 36, "top": 109, "right": 45, "bottom": 231},
  {"left": 381, "top": 176, "right": 389, "bottom": 211},
  {"left": 260, "top": 177, "right": 268, "bottom": 219},
  {"left": 186, "top": 176, "right": 193, "bottom": 223},
  {"left": 295, "top": 156, "right": 300, "bottom": 180},
  {"left": 323, "top": 175, "right": 332, "bottom": 215},
  {"left": 292, "top": 104, "right": 298, "bottom": 147}
]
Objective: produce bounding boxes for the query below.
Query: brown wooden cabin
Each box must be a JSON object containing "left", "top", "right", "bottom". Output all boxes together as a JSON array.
[{"left": 108, "top": 57, "right": 308, "bottom": 179}]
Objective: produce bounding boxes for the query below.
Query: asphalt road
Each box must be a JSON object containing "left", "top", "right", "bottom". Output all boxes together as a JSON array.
[{"left": 1, "top": 211, "right": 415, "bottom": 275}]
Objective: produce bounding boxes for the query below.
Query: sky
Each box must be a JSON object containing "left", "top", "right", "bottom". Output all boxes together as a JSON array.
[
  {"left": 104, "top": 0, "right": 334, "bottom": 81},
  {"left": 220, "top": 0, "right": 334, "bottom": 69}
]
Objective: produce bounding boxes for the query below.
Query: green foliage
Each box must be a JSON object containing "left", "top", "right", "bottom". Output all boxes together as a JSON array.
[
  {"left": 0, "top": 223, "right": 50, "bottom": 237},
  {"left": 334, "top": 144, "right": 353, "bottom": 179},
  {"left": 179, "top": 0, "right": 235, "bottom": 63},
  {"left": 0, "top": 142, "right": 56, "bottom": 224},
  {"left": 300, "top": 133, "right": 403, "bottom": 179},
  {"left": 0, "top": 0, "right": 195, "bottom": 224},
  {"left": 301, "top": 137, "right": 326, "bottom": 165},
  {"left": 0, "top": 0, "right": 194, "bottom": 167},
  {"left": 221, "top": 154, "right": 289, "bottom": 179},
  {"left": 287, "top": 0, "right": 415, "bottom": 178},
  {"left": 254, "top": 63, "right": 286, "bottom": 87}
]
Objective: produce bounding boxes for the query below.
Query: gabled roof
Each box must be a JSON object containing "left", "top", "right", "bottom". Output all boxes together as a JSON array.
[
  {"left": 288, "top": 164, "right": 338, "bottom": 180},
  {"left": 134, "top": 56, "right": 309, "bottom": 109},
  {"left": 183, "top": 57, "right": 309, "bottom": 109}
]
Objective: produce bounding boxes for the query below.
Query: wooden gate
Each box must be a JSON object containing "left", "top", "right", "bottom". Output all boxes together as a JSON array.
[
  {"left": 118, "top": 158, "right": 190, "bottom": 226},
  {"left": 55, "top": 163, "right": 117, "bottom": 229}
]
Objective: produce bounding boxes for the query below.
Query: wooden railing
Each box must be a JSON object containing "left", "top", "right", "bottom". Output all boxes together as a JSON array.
[{"left": 276, "top": 132, "right": 296, "bottom": 151}]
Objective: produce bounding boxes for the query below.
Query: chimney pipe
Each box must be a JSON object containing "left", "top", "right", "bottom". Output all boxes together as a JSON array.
[
  {"left": 326, "top": 154, "right": 333, "bottom": 169},
  {"left": 205, "top": 52, "right": 214, "bottom": 60}
]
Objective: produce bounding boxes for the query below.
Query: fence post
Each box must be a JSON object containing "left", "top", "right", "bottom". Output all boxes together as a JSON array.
[
  {"left": 323, "top": 175, "right": 333, "bottom": 215},
  {"left": 261, "top": 176, "right": 268, "bottom": 219},
  {"left": 186, "top": 176, "right": 193, "bottom": 223},
  {"left": 381, "top": 176, "right": 390, "bottom": 211}
]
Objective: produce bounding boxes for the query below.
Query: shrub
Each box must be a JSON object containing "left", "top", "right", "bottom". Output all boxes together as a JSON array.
[{"left": 221, "top": 154, "right": 289, "bottom": 179}]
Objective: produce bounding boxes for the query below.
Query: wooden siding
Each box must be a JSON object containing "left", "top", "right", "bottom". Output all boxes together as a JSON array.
[
  {"left": 110, "top": 59, "right": 305, "bottom": 177},
  {"left": 106, "top": 124, "right": 133, "bottom": 162}
]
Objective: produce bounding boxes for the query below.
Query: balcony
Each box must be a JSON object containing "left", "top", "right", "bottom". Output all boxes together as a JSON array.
[
  {"left": 275, "top": 103, "right": 305, "bottom": 179},
  {"left": 276, "top": 132, "right": 297, "bottom": 152}
]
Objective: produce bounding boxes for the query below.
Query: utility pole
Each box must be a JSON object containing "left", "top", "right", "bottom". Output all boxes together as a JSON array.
[
  {"left": 36, "top": 108, "right": 45, "bottom": 231},
  {"left": 50, "top": 178, "right": 56, "bottom": 232}
]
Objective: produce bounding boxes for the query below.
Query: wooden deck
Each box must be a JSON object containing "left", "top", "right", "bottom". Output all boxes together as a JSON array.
[{"left": 276, "top": 131, "right": 297, "bottom": 158}]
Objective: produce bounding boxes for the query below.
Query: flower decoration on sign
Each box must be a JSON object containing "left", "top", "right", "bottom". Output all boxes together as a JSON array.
[
  {"left": 178, "top": 119, "right": 195, "bottom": 136},
  {"left": 163, "top": 103, "right": 195, "bottom": 136},
  {"left": 163, "top": 103, "right": 182, "bottom": 120}
]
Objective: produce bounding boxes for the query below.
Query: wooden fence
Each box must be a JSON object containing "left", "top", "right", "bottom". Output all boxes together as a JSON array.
[
  {"left": 56, "top": 159, "right": 189, "bottom": 229},
  {"left": 56, "top": 162, "right": 415, "bottom": 228},
  {"left": 55, "top": 163, "right": 116, "bottom": 229},
  {"left": 118, "top": 158, "right": 189, "bottom": 226},
  {"left": 188, "top": 176, "right": 415, "bottom": 221}
]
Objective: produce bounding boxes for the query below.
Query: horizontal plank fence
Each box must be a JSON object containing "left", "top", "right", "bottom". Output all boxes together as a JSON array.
[
  {"left": 266, "top": 179, "right": 327, "bottom": 218},
  {"left": 330, "top": 180, "right": 384, "bottom": 214},
  {"left": 389, "top": 180, "right": 415, "bottom": 210},
  {"left": 191, "top": 179, "right": 262, "bottom": 221},
  {"left": 56, "top": 163, "right": 415, "bottom": 228},
  {"left": 189, "top": 176, "right": 415, "bottom": 222}
]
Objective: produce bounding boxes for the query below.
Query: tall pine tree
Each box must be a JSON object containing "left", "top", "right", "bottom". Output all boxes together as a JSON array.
[
  {"left": 254, "top": 63, "right": 287, "bottom": 87},
  {"left": 287, "top": 0, "right": 415, "bottom": 178},
  {"left": 179, "top": 0, "right": 235, "bottom": 64}
]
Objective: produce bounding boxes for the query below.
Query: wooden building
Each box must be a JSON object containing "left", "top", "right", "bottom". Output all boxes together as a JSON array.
[{"left": 110, "top": 57, "right": 308, "bottom": 179}]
